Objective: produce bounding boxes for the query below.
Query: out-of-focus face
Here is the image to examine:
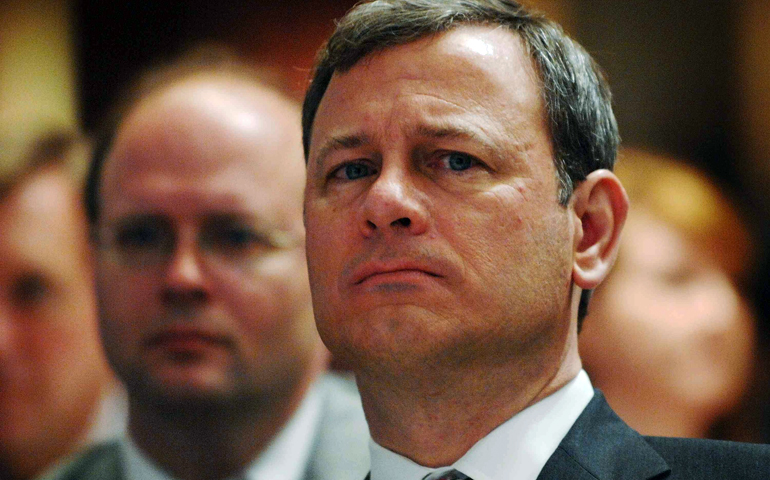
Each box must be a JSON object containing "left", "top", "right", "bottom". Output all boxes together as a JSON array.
[
  {"left": 0, "top": 166, "right": 107, "bottom": 479},
  {"left": 580, "top": 207, "right": 755, "bottom": 425},
  {"left": 96, "top": 77, "right": 319, "bottom": 410},
  {"left": 304, "top": 26, "right": 576, "bottom": 375}
]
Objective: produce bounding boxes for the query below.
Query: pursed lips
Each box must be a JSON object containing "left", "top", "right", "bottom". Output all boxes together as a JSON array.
[{"left": 351, "top": 261, "right": 443, "bottom": 286}]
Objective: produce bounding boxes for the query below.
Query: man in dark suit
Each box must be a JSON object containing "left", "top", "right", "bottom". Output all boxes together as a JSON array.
[
  {"left": 46, "top": 50, "right": 369, "bottom": 480},
  {"left": 300, "top": 1, "right": 770, "bottom": 479}
]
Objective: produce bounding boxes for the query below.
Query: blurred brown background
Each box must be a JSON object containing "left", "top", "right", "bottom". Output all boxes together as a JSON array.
[{"left": 2, "top": 0, "right": 769, "bottom": 436}]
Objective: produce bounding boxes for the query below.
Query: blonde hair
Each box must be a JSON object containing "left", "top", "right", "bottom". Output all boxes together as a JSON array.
[{"left": 616, "top": 148, "right": 755, "bottom": 281}]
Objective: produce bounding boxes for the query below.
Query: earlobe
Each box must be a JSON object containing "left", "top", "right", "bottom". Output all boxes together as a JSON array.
[{"left": 571, "top": 169, "right": 628, "bottom": 290}]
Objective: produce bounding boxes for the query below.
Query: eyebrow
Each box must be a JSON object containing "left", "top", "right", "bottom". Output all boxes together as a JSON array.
[
  {"left": 313, "top": 133, "right": 373, "bottom": 170},
  {"left": 410, "top": 123, "right": 500, "bottom": 161},
  {"left": 411, "top": 124, "right": 484, "bottom": 143},
  {"left": 312, "top": 122, "right": 503, "bottom": 169}
]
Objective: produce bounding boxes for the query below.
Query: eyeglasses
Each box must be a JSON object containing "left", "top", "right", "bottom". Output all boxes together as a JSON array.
[{"left": 95, "top": 214, "right": 301, "bottom": 271}]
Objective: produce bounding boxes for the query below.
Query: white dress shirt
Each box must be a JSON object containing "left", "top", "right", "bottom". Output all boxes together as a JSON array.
[
  {"left": 370, "top": 370, "right": 594, "bottom": 480},
  {"left": 121, "top": 381, "right": 324, "bottom": 480}
]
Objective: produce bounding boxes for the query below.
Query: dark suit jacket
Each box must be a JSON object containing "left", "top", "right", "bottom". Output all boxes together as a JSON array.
[
  {"left": 538, "top": 390, "right": 770, "bottom": 479},
  {"left": 366, "top": 390, "right": 770, "bottom": 480}
]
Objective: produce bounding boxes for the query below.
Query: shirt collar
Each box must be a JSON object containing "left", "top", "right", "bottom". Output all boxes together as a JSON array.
[
  {"left": 122, "top": 380, "right": 324, "bottom": 480},
  {"left": 370, "top": 370, "right": 594, "bottom": 480}
]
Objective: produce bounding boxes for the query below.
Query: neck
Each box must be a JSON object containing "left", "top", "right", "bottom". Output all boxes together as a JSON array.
[
  {"left": 359, "top": 338, "right": 582, "bottom": 467},
  {"left": 128, "top": 357, "right": 325, "bottom": 480}
]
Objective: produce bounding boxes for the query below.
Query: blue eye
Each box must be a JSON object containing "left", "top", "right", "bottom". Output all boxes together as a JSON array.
[
  {"left": 335, "top": 163, "right": 375, "bottom": 180},
  {"left": 345, "top": 164, "right": 370, "bottom": 179},
  {"left": 445, "top": 153, "right": 475, "bottom": 171}
]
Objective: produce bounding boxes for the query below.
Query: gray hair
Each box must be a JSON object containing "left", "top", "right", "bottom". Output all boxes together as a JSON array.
[
  {"left": 302, "top": 0, "right": 618, "bottom": 327},
  {"left": 302, "top": 0, "right": 619, "bottom": 206}
]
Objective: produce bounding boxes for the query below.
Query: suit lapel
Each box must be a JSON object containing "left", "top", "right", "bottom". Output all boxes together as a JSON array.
[{"left": 538, "top": 390, "right": 670, "bottom": 480}]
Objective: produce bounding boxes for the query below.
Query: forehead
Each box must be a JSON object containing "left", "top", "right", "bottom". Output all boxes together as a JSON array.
[
  {"left": 102, "top": 77, "right": 305, "bottom": 224},
  {"left": 311, "top": 25, "right": 545, "bottom": 150},
  {"left": 0, "top": 167, "right": 88, "bottom": 274}
]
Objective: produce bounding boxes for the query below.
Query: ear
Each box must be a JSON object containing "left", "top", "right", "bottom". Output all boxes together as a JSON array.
[{"left": 571, "top": 169, "right": 628, "bottom": 290}]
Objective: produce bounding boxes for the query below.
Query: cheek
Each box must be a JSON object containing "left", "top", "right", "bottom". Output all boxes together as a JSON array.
[
  {"left": 305, "top": 208, "right": 350, "bottom": 293},
  {"left": 224, "top": 255, "right": 313, "bottom": 340},
  {"left": 15, "top": 321, "right": 89, "bottom": 405},
  {"left": 603, "top": 279, "right": 669, "bottom": 346},
  {"left": 95, "top": 267, "right": 153, "bottom": 354},
  {"left": 96, "top": 261, "right": 158, "bottom": 312},
  {"left": 452, "top": 185, "right": 571, "bottom": 291}
]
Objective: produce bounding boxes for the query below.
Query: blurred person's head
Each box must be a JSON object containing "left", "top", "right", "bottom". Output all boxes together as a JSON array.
[
  {"left": 579, "top": 148, "right": 757, "bottom": 439},
  {"left": 0, "top": 119, "right": 112, "bottom": 480},
  {"left": 86, "top": 49, "right": 326, "bottom": 476}
]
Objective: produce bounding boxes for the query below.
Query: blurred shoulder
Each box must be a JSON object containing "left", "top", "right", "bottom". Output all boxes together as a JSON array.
[
  {"left": 316, "top": 372, "right": 368, "bottom": 431},
  {"left": 317, "top": 372, "right": 362, "bottom": 403},
  {"left": 41, "top": 441, "right": 123, "bottom": 480},
  {"left": 309, "top": 372, "right": 370, "bottom": 480}
]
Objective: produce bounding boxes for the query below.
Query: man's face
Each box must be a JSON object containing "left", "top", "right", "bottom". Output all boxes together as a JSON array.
[
  {"left": 97, "top": 78, "right": 318, "bottom": 409},
  {"left": 304, "top": 26, "right": 576, "bottom": 374},
  {"left": 0, "top": 167, "right": 107, "bottom": 478}
]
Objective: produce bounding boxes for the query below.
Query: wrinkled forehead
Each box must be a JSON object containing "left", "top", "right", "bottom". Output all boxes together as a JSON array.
[{"left": 310, "top": 26, "right": 546, "bottom": 160}]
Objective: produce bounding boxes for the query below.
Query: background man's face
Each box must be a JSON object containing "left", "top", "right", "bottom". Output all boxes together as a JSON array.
[
  {"left": 0, "top": 166, "right": 106, "bottom": 478},
  {"left": 304, "top": 26, "right": 576, "bottom": 375},
  {"left": 96, "top": 78, "right": 318, "bottom": 408}
]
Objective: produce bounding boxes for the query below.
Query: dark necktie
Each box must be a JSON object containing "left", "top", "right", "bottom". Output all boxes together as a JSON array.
[{"left": 422, "top": 469, "right": 472, "bottom": 480}]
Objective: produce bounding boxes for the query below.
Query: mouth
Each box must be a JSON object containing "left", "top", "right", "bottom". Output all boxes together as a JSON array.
[
  {"left": 146, "top": 327, "right": 231, "bottom": 357},
  {"left": 352, "top": 262, "right": 442, "bottom": 286}
]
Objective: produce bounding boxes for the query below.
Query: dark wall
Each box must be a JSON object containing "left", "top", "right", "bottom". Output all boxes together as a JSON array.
[{"left": 74, "top": 0, "right": 356, "bottom": 132}]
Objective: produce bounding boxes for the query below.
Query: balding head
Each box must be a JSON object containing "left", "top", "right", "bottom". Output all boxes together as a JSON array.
[{"left": 92, "top": 68, "right": 324, "bottom": 416}]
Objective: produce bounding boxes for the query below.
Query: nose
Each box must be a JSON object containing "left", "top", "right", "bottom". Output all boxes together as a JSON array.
[
  {"left": 161, "top": 229, "right": 209, "bottom": 307},
  {"left": 361, "top": 164, "right": 429, "bottom": 238}
]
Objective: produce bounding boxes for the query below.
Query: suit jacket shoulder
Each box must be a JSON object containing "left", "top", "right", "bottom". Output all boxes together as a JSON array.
[
  {"left": 41, "top": 440, "right": 123, "bottom": 480},
  {"left": 645, "top": 436, "right": 770, "bottom": 479},
  {"left": 539, "top": 390, "right": 770, "bottom": 480},
  {"left": 305, "top": 373, "right": 371, "bottom": 480}
]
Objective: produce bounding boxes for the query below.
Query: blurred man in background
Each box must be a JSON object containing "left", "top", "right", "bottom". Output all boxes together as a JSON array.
[
  {"left": 50, "top": 49, "right": 369, "bottom": 480},
  {"left": 0, "top": 118, "right": 125, "bottom": 480}
]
